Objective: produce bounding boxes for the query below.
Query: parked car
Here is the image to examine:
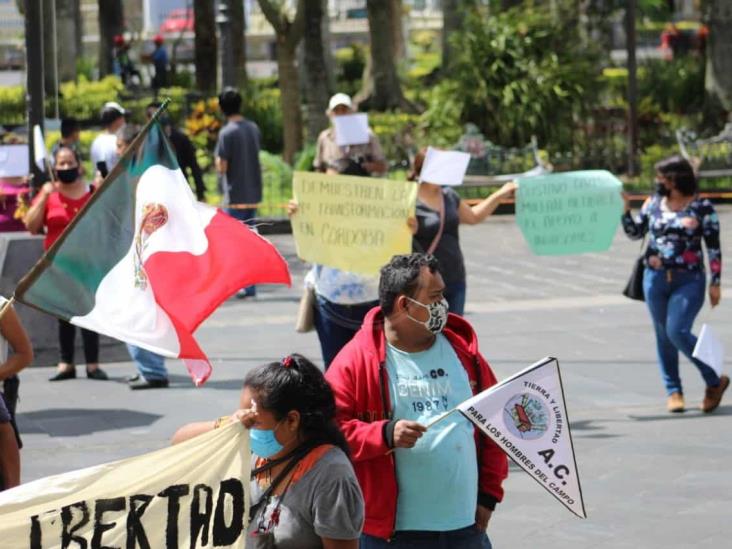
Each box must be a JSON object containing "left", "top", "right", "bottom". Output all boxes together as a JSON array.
[{"left": 159, "top": 8, "right": 193, "bottom": 34}]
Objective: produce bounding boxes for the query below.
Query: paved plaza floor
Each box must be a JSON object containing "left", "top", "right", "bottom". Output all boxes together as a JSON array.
[{"left": 11, "top": 207, "right": 732, "bottom": 548}]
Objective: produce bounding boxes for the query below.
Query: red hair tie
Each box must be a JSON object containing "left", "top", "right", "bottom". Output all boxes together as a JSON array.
[{"left": 281, "top": 356, "right": 294, "bottom": 369}]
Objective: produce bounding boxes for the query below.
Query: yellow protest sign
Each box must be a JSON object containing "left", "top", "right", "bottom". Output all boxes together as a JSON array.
[
  {"left": 0, "top": 422, "right": 250, "bottom": 548},
  {"left": 292, "top": 171, "right": 418, "bottom": 275}
]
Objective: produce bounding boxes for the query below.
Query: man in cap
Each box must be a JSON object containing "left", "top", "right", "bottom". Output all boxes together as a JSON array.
[
  {"left": 90, "top": 102, "right": 126, "bottom": 179},
  {"left": 314, "top": 93, "right": 387, "bottom": 176}
]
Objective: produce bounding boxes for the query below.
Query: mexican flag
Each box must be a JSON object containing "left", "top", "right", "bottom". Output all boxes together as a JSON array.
[{"left": 15, "top": 116, "right": 290, "bottom": 385}]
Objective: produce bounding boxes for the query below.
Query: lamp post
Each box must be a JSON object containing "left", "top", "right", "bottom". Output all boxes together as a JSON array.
[
  {"left": 217, "top": 0, "right": 235, "bottom": 89},
  {"left": 24, "top": 0, "right": 46, "bottom": 186}
]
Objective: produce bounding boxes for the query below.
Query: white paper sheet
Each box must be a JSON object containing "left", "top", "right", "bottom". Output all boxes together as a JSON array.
[
  {"left": 0, "top": 145, "right": 29, "bottom": 178},
  {"left": 693, "top": 323, "right": 725, "bottom": 376},
  {"left": 334, "top": 113, "right": 370, "bottom": 146},
  {"left": 33, "top": 124, "right": 50, "bottom": 171},
  {"left": 420, "top": 147, "right": 471, "bottom": 186}
]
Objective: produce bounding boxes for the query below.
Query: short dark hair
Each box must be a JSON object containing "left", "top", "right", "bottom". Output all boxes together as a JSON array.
[
  {"left": 60, "top": 118, "right": 80, "bottom": 138},
  {"left": 655, "top": 155, "right": 697, "bottom": 196},
  {"left": 218, "top": 87, "right": 242, "bottom": 116},
  {"left": 146, "top": 101, "right": 162, "bottom": 118},
  {"left": 243, "top": 354, "right": 349, "bottom": 456},
  {"left": 53, "top": 144, "right": 81, "bottom": 165},
  {"left": 100, "top": 107, "right": 124, "bottom": 127},
  {"left": 379, "top": 253, "right": 440, "bottom": 316}
]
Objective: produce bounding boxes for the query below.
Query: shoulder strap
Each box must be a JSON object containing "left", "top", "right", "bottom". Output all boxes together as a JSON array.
[
  {"left": 249, "top": 443, "right": 315, "bottom": 520},
  {"left": 426, "top": 190, "right": 446, "bottom": 255}
]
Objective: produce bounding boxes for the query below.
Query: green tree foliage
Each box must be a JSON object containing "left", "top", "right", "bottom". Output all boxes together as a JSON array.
[{"left": 446, "top": 5, "right": 601, "bottom": 150}]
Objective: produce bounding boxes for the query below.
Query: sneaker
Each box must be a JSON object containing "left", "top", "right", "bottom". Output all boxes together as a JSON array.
[
  {"left": 86, "top": 368, "right": 109, "bottom": 380},
  {"left": 129, "top": 377, "right": 169, "bottom": 390},
  {"left": 701, "top": 375, "right": 730, "bottom": 413},
  {"left": 49, "top": 369, "right": 76, "bottom": 381},
  {"left": 667, "top": 392, "right": 685, "bottom": 413},
  {"left": 236, "top": 288, "right": 256, "bottom": 299}
]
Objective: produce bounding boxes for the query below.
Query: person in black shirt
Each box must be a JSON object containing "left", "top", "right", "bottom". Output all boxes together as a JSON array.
[
  {"left": 409, "top": 148, "right": 517, "bottom": 316},
  {"left": 146, "top": 102, "right": 206, "bottom": 201}
]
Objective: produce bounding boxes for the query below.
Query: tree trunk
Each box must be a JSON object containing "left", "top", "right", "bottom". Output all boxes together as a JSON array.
[
  {"left": 56, "top": 0, "right": 78, "bottom": 83},
  {"left": 229, "top": 0, "right": 248, "bottom": 88},
  {"left": 194, "top": 0, "right": 217, "bottom": 93},
  {"left": 97, "top": 0, "right": 124, "bottom": 77},
  {"left": 390, "top": 0, "right": 405, "bottom": 61},
  {"left": 303, "top": 0, "right": 331, "bottom": 142},
  {"left": 365, "top": 0, "right": 407, "bottom": 111},
  {"left": 441, "top": 0, "right": 460, "bottom": 70},
  {"left": 258, "top": 0, "right": 305, "bottom": 163},
  {"left": 277, "top": 40, "right": 304, "bottom": 163},
  {"left": 704, "top": 0, "right": 732, "bottom": 110}
]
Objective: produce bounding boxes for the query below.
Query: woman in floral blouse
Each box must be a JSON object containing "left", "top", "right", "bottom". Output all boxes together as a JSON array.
[{"left": 622, "top": 155, "right": 727, "bottom": 414}]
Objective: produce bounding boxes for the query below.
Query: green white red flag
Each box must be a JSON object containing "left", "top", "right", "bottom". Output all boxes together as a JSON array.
[{"left": 16, "top": 115, "right": 290, "bottom": 385}]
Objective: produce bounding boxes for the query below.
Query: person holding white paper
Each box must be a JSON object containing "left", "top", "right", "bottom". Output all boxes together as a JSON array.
[
  {"left": 314, "top": 93, "right": 387, "bottom": 176},
  {"left": 622, "top": 155, "right": 727, "bottom": 413},
  {"left": 409, "top": 148, "right": 517, "bottom": 315}
]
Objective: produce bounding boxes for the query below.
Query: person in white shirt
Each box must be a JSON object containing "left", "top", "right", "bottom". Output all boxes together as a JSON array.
[{"left": 90, "top": 102, "right": 126, "bottom": 180}]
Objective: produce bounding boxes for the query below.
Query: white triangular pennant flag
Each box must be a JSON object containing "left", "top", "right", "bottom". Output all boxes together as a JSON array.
[
  {"left": 32, "top": 125, "right": 50, "bottom": 172},
  {"left": 693, "top": 324, "right": 724, "bottom": 376},
  {"left": 457, "top": 357, "right": 587, "bottom": 518}
]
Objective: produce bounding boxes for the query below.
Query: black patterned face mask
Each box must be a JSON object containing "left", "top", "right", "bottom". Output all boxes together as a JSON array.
[
  {"left": 406, "top": 297, "right": 449, "bottom": 334},
  {"left": 655, "top": 179, "right": 670, "bottom": 197}
]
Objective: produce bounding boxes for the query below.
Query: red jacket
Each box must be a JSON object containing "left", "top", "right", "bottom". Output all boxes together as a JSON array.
[{"left": 325, "top": 307, "right": 508, "bottom": 539}]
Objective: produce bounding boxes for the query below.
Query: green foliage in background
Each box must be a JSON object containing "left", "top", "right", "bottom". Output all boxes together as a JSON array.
[
  {"left": 447, "top": 4, "right": 602, "bottom": 151},
  {"left": 0, "top": 85, "right": 25, "bottom": 124},
  {"left": 335, "top": 44, "right": 367, "bottom": 98}
]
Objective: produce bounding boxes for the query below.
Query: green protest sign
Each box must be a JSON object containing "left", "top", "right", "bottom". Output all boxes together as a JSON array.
[{"left": 516, "top": 170, "right": 623, "bottom": 255}]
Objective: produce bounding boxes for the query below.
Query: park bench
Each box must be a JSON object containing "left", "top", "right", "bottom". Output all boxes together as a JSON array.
[{"left": 676, "top": 123, "right": 732, "bottom": 179}]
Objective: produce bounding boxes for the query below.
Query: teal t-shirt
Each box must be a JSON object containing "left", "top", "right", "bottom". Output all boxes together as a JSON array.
[{"left": 386, "top": 334, "right": 478, "bottom": 531}]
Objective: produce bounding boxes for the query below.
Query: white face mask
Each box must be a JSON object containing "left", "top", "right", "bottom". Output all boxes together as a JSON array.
[{"left": 406, "top": 297, "right": 449, "bottom": 334}]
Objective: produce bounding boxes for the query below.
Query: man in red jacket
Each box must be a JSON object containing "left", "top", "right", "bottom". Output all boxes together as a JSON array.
[{"left": 326, "top": 253, "right": 508, "bottom": 548}]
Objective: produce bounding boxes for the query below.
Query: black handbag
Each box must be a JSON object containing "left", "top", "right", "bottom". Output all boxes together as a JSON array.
[{"left": 623, "top": 239, "right": 647, "bottom": 301}]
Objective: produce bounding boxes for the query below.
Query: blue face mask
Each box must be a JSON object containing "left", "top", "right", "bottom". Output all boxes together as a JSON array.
[{"left": 250, "top": 423, "right": 284, "bottom": 458}]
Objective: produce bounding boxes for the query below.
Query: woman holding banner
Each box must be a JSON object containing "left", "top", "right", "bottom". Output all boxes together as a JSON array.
[
  {"left": 622, "top": 155, "right": 727, "bottom": 413},
  {"left": 173, "top": 354, "right": 364, "bottom": 548},
  {"left": 23, "top": 146, "right": 107, "bottom": 382},
  {"left": 408, "top": 149, "right": 517, "bottom": 315}
]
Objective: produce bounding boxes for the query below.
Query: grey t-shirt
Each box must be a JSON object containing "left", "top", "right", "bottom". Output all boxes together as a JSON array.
[
  {"left": 413, "top": 187, "right": 466, "bottom": 286},
  {"left": 247, "top": 446, "right": 364, "bottom": 549},
  {"left": 215, "top": 119, "right": 263, "bottom": 205}
]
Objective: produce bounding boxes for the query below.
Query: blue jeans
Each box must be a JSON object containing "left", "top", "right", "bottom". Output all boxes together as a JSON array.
[
  {"left": 127, "top": 344, "right": 168, "bottom": 381},
  {"left": 444, "top": 281, "right": 467, "bottom": 316},
  {"left": 360, "top": 526, "right": 492, "bottom": 549},
  {"left": 313, "top": 295, "right": 378, "bottom": 368},
  {"left": 643, "top": 268, "right": 720, "bottom": 395},
  {"left": 226, "top": 207, "right": 257, "bottom": 297}
]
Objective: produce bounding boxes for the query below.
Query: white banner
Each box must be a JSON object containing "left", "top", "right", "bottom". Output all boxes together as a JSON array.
[
  {"left": 457, "top": 357, "right": 586, "bottom": 518},
  {"left": 0, "top": 422, "right": 251, "bottom": 548}
]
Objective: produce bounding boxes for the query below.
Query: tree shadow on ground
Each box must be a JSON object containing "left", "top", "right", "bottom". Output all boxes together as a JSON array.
[{"left": 17, "top": 408, "right": 162, "bottom": 437}]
